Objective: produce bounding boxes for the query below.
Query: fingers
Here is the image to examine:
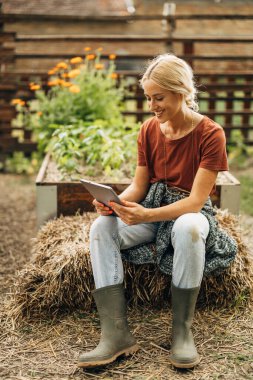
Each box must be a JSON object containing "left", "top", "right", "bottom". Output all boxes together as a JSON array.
[
  {"left": 92, "top": 199, "right": 113, "bottom": 216},
  {"left": 109, "top": 202, "right": 134, "bottom": 222},
  {"left": 120, "top": 199, "right": 136, "bottom": 207}
]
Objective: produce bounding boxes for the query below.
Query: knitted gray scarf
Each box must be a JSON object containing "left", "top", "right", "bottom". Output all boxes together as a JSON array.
[{"left": 121, "top": 182, "right": 238, "bottom": 277}]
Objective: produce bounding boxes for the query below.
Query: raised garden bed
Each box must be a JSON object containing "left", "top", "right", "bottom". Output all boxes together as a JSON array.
[{"left": 36, "top": 154, "right": 240, "bottom": 227}]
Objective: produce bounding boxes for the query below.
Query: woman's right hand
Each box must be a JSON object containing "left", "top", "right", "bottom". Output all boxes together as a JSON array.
[{"left": 92, "top": 199, "right": 114, "bottom": 216}]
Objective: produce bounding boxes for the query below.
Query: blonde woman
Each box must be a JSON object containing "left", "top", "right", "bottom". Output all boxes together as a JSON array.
[{"left": 78, "top": 54, "right": 237, "bottom": 369}]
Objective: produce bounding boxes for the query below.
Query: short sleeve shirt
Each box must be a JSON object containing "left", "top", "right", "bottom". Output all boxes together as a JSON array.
[{"left": 137, "top": 116, "right": 228, "bottom": 193}]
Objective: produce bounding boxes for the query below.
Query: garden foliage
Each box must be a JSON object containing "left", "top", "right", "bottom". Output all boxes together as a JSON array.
[{"left": 11, "top": 49, "right": 140, "bottom": 177}]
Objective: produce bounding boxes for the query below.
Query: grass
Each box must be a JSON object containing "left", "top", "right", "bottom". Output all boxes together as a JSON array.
[{"left": 237, "top": 175, "right": 253, "bottom": 216}]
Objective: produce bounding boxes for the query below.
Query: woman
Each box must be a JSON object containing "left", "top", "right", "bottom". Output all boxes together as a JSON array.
[{"left": 78, "top": 54, "right": 237, "bottom": 369}]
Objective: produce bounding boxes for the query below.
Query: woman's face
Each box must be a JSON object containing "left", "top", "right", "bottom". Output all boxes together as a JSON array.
[{"left": 143, "top": 79, "right": 182, "bottom": 123}]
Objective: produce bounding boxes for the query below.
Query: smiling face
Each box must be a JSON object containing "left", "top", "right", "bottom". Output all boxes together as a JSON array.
[{"left": 142, "top": 79, "right": 183, "bottom": 123}]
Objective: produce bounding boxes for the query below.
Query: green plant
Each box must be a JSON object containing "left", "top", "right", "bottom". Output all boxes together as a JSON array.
[
  {"left": 11, "top": 48, "right": 139, "bottom": 177},
  {"left": 228, "top": 129, "right": 253, "bottom": 169},
  {"left": 49, "top": 118, "right": 139, "bottom": 178},
  {"left": 237, "top": 175, "right": 253, "bottom": 216},
  {"left": 5, "top": 152, "right": 42, "bottom": 175}
]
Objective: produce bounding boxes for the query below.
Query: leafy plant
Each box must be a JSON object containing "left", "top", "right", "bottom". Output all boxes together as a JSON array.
[
  {"left": 11, "top": 48, "right": 139, "bottom": 178},
  {"left": 228, "top": 129, "right": 253, "bottom": 169},
  {"left": 5, "top": 152, "right": 42, "bottom": 175},
  {"left": 49, "top": 118, "right": 139, "bottom": 178}
]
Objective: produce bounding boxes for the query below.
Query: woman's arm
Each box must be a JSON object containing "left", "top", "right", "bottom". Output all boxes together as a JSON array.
[
  {"left": 119, "top": 166, "right": 150, "bottom": 203},
  {"left": 111, "top": 168, "right": 218, "bottom": 224}
]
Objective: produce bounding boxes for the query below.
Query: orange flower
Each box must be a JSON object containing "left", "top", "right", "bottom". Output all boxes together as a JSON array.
[
  {"left": 11, "top": 98, "right": 23, "bottom": 105},
  {"left": 86, "top": 54, "right": 95, "bottom": 60},
  {"left": 109, "top": 54, "right": 116, "bottom": 60},
  {"left": 48, "top": 69, "right": 57, "bottom": 75},
  {"left": 48, "top": 78, "right": 66, "bottom": 86},
  {"left": 37, "top": 111, "right": 43, "bottom": 116},
  {"left": 61, "top": 72, "right": 69, "bottom": 78},
  {"left": 69, "top": 85, "right": 80, "bottom": 93},
  {"left": 84, "top": 47, "right": 91, "bottom": 51},
  {"left": 30, "top": 84, "right": 41, "bottom": 91},
  {"left": 47, "top": 80, "right": 59, "bottom": 86},
  {"left": 61, "top": 81, "right": 72, "bottom": 87},
  {"left": 56, "top": 62, "right": 68, "bottom": 69},
  {"left": 97, "top": 47, "right": 103, "bottom": 52},
  {"left": 68, "top": 69, "right": 80, "bottom": 78},
  {"left": 95, "top": 63, "right": 104, "bottom": 70},
  {"left": 70, "top": 56, "right": 83, "bottom": 64},
  {"left": 57, "top": 79, "right": 66, "bottom": 86},
  {"left": 19, "top": 100, "right": 26, "bottom": 106},
  {"left": 110, "top": 72, "right": 118, "bottom": 79}
]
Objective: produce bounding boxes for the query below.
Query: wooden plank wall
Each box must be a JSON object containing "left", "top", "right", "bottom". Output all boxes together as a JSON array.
[{"left": 0, "top": 13, "right": 253, "bottom": 159}]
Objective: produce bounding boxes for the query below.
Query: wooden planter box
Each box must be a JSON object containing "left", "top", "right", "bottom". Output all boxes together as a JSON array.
[{"left": 36, "top": 154, "right": 240, "bottom": 228}]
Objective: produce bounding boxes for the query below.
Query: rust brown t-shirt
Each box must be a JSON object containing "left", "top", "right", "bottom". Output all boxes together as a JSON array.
[{"left": 137, "top": 115, "right": 228, "bottom": 193}]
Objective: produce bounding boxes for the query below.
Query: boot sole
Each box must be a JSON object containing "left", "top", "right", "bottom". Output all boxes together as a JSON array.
[
  {"left": 78, "top": 344, "right": 140, "bottom": 368},
  {"left": 169, "top": 355, "right": 200, "bottom": 369}
]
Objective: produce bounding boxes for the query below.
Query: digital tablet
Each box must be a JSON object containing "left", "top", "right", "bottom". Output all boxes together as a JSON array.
[{"left": 80, "top": 179, "right": 122, "bottom": 207}]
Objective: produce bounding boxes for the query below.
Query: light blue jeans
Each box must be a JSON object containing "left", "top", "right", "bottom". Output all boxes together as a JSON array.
[{"left": 89, "top": 213, "right": 210, "bottom": 289}]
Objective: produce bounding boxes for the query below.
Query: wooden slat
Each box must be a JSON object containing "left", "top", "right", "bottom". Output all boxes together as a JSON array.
[
  {"left": 172, "top": 36, "right": 253, "bottom": 43},
  {"left": 13, "top": 141, "right": 37, "bottom": 153},
  {"left": 223, "top": 126, "right": 253, "bottom": 131},
  {"left": 2, "top": 14, "right": 253, "bottom": 21},
  {"left": 0, "top": 136, "right": 18, "bottom": 152},
  {"left": 0, "top": 47, "right": 15, "bottom": 57},
  {"left": 15, "top": 34, "right": 253, "bottom": 43},
  {"left": 198, "top": 84, "right": 253, "bottom": 90},
  {"left": 242, "top": 90, "right": 252, "bottom": 140},
  {"left": 0, "top": 32, "right": 16, "bottom": 43},
  {"left": 0, "top": 126, "right": 24, "bottom": 133},
  {"left": 0, "top": 84, "right": 16, "bottom": 91},
  {"left": 6, "top": 80, "right": 251, "bottom": 93},
  {"left": 0, "top": 136, "right": 18, "bottom": 143},
  {"left": 13, "top": 52, "right": 253, "bottom": 61},
  {"left": 0, "top": 121, "right": 11, "bottom": 128},
  {"left": 2, "top": 70, "right": 253, "bottom": 78},
  {"left": 175, "top": 15, "right": 253, "bottom": 20},
  {"left": 124, "top": 95, "right": 253, "bottom": 102},
  {"left": 36, "top": 152, "right": 50, "bottom": 184},
  {"left": 225, "top": 77, "right": 235, "bottom": 139},
  {"left": 16, "top": 34, "right": 169, "bottom": 42}
]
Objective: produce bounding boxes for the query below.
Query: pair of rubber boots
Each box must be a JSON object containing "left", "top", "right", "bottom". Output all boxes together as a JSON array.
[{"left": 78, "top": 283, "right": 200, "bottom": 369}]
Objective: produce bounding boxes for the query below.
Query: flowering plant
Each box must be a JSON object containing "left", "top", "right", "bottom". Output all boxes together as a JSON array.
[{"left": 11, "top": 48, "right": 139, "bottom": 177}]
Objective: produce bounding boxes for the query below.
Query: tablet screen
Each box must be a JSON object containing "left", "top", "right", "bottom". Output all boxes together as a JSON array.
[{"left": 80, "top": 179, "right": 122, "bottom": 207}]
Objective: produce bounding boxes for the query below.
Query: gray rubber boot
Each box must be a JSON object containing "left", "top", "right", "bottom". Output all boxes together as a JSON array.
[
  {"left": 78, "top": 284, "right": 139, "bottom": 368},
  {"left": 169, "top": 283, "right": 200, "bottom": 368}
]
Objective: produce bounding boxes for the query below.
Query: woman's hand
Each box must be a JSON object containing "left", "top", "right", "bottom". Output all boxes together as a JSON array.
[
  {"left": 109, "top": 200, "right": 149, "bottom": 225},
  {"left": 92, "top": 199, "right": 113, "bottom": 216}
]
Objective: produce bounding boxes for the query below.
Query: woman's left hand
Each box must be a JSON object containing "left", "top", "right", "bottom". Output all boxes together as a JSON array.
[{"left": 109, "top": 200, "right": 149, "bottom": 225}]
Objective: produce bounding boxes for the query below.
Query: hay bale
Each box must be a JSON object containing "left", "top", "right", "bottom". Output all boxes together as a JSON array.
[{"left": 7, "top": 210, "right": 253, "bottom": 322}]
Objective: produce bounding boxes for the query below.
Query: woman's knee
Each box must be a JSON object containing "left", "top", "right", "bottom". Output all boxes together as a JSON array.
[
  {"left": 172, "top": 213, "right": 209, "bottom": 244},
  {"left": 90, "top": 215, "right": 117, "bottom": 240}
]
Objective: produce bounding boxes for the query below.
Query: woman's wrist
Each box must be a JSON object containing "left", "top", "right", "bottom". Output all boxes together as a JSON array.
[{"left": 145, "top": 207, "right": 157, "bottom": 223}]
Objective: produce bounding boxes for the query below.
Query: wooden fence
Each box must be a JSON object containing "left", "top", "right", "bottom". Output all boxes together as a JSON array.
[
  {"left": 1, "top": 12, "right": 253, "bottom": 158},
  {"left": 121, "top": 72, "right": 253, "bottom": 144}
]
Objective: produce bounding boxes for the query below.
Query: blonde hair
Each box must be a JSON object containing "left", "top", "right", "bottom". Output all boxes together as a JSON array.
[{"left": 140, "top": 54, "right": 199, "bottom": 112}]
